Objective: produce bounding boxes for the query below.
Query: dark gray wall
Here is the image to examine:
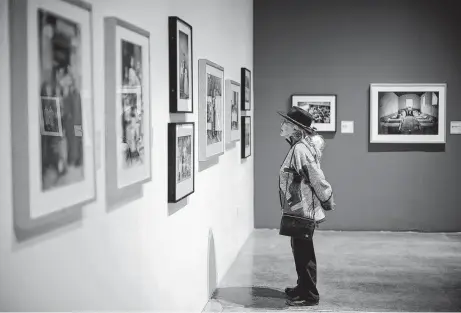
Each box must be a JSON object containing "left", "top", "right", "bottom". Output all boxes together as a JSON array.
[{"left": 254, "top": 0, "right": 461, "bottom": 231}]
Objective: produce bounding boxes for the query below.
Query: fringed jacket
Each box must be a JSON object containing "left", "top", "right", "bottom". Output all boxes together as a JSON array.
[{"left": 279, "top": 137, "right": 335, "bottom": 223}]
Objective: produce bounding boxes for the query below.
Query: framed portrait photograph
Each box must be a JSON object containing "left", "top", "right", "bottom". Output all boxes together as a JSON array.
[
  {"left": 225, "top": 79, "right": 241, "bottom": 143},
  {"left": 169, "top": 16, "right": 193, "bottom": 113},
  {"left": 104, "top": 17, "right": 152, "bottom": 199},
  {"left": 198, "top": 59, "right": 224, "bottom": 161},
  {"left": 370, "top": 84, "right": 446, "bottom": 144},
  {"left": 10, "top": 0, "right": 96, "bottom": 224},
  {"left": 241, "top": 68, "right": 251, "bottom": 111},
  {"left": 292, "top": 95, "right": 337, "bottom": 132},
  {"left": 39, "top": 96, "right": 63, "bottom": 136},
  {"left": 241, "top": 116, "right": 251, "bottom": 158},
  {"left": 168, "top": 123, "right": 195, "bottom": 203}
]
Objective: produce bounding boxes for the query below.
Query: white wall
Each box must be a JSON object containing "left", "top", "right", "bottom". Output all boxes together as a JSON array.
[{"left": 0, "top": 0, "right": 254, "bottom": 311}]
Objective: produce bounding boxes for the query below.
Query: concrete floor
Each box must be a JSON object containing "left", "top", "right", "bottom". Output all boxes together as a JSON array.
[{"left": 203, "top": 229, "right": 461, "bottom": 312}]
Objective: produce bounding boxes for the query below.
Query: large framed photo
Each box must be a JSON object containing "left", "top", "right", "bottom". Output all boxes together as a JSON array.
[
  {"left": 241, "top": 116, "right": 251, "bottom": 158},
  {"left": 104, "top": 17, "right": 152, "bottom": 202},
  {"left": 10, "top": 0, "right": 96, "bottom": 226},
  {"left": 198, "top": 59, "right": 224, "bottom": 161},
  {"left": 169, "top": 16, "right": 193, "bottom": 113},
  {"left": 292, "top": 95, "right": 337, "bottom": 132},
  {"left": 225, "top": 79, "right": 241, "bottom": 143},
  {"left": 370, "top": 84, "right": 446, "bottom": 144},
  {"left": 168, "top": 123, "right": 195, "bottom": 203},
  {"left": 241, "top": 68, "right": 251, "bottom": 111}
]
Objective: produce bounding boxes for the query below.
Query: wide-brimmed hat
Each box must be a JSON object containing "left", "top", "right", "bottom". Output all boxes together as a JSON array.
[{"left": 277, "top": 106, "right": 317, "bottom": 134}]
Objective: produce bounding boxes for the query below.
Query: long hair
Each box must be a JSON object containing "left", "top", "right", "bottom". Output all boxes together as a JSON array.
[{"left": 289, "top": 126, "right": 309, "bottom": 142}]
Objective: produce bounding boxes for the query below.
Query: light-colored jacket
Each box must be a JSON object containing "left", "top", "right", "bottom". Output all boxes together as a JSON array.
[{"left": 279, "top": 137, "right": 335, "bottom": 223}]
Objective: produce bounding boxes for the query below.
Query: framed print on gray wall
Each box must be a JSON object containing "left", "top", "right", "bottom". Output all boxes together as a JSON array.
[
  {"left": 241, "top": 68, "right": 251, "bottom": 111},
  {"left": 370, "top": 83, "right": 446, "bottom": 144},
  {"left": 241, "top": 116, "right": 251, "bottom": 158},
  {"left": 169, "top": 16, "right": 193, "bottom": 113},
  {"left": 104, "top": 17, "right": 152, "bottom": 203},
  {"left": 225, "top": 79, "right": 241, "bottom": 143},
  {"left": 198, "top": 59, "right": 225, "bottom": 161},
  {"left": 292, "top": 95, "right": 337, "bottom": 132},
  {"left": 10, "top": 0, "right": 96, "bottom": 226},
  {"left": 168, "top": 122, "right": 195, "bottom": 203}
]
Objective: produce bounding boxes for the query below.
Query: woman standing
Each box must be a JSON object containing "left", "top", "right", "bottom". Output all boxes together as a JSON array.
[{"left": 278, "top": 106, "right": 335, "bottom": 307}]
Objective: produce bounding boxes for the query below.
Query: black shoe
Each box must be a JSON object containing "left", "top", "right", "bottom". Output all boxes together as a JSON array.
[
  {"left": 285, "top": 286, "right": 304, "bottom": 299},
  {"left": 286, "top": 297, "right": 319, "bottom": 307}
]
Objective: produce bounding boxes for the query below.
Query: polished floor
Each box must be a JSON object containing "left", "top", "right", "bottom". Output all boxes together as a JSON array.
[{"left": 203, "top": 229, "right": 461, "bottom": 312}]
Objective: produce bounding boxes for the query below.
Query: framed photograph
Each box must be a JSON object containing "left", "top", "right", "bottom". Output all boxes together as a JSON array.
[
  {"left": 104, "top": 17, "right": 152, "bottom": 197},
  {"left": 370, "top": 84, "right": 446, "bottom": 144},
  {"left": 10, "top": 0, "right": 96, "bottom": 223},
  {"left": 198, "top": 59, "right": 224, "bottom": 161},
  {"left": 292, "top": 95, "right": 337, "bottom": 132},
  {"left": 241, "top": 116, "right": 251, "bottom": 158},
  {"left": 169, "top": 16, "right": 193, "bottom": 113},
  {"left": 241, "top": 68, "right": 251, "bottom": 111},
  {"left": 168, "top": 122, "right": 195, "bottom": 203},
  {"left": 225, "top": 79, "right": 241, "bottom": 143},
  {"left": 39, "top": 96, "right": 63, "bottom": 136}
]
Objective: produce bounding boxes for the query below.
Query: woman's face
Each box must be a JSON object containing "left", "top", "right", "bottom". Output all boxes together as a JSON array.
[{"left": 280, "top": 119, "right": 297, "bottom": 137}]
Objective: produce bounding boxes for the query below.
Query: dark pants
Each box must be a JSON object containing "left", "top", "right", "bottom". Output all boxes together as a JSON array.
[{"left": 290, "top": 231, "right": 319, "bottom": 301}]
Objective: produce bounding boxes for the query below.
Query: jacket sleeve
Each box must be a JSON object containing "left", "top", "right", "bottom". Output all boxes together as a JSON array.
[{"left": 292, "top": 144, "right": 335, "bottom": 209}]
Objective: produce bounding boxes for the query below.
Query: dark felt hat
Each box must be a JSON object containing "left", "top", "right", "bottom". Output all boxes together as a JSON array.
[{"left": 277, "top": 106, "right": 317, "bottom": 134}]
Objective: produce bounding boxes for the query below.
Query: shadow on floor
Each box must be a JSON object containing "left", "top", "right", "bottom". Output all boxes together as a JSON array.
[{"left": 212, "top": 286, "right": 288, "bottom": 310}]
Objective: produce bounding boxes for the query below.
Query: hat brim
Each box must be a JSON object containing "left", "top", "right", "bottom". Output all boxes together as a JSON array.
[{"left": 277, "top": 111, "right": 317, "bottom": 134}]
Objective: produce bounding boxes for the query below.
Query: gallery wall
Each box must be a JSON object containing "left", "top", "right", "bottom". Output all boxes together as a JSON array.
[
  {"left": 254, "top": 0, "right": 461, "bottom": 231},
  {"left": 0, "top": 0, "right": 253, "bottom": 311}
]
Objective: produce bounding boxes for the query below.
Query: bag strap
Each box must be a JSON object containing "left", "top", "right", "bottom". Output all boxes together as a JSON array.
[{"left": 281, "top": 146, "right": 295, "bottom": 215}]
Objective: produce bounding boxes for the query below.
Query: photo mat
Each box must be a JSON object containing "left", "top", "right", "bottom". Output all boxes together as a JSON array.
[
  {"left": 206, "top": 73, "right": 223, "bottom": 145},
  {"left": 225, "top": 79, "right": 241, "bottom": 143},
  {"left": 292, "top": 95, "right": 337, "bottom": 132},
  {"left": 198, "top": 59, "right": 224, "bottom": 161},
  {"left": 370, "top": 84, "right": 446, "bottom": 144},
  {"left": 114, "top": 21, "right": 151, "bottom": 189}
]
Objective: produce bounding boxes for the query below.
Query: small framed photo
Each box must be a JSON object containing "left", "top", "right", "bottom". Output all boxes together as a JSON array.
[
  {"left": 198, "top": 59, "right": 225, "bottom": 161},
  {"left": 39, "top": 96, "right": 63, "bottom": 136},
  {"left": 241, "top": 68, "right": 251, "bottom": 111},
  {"left": 168, "top": 122, "right": 195, "bottom": 203},
  {"left": 292, "top": 95, "right": 337, "bottom": 132},
  {"left": 10, "top": 0, "right": 96, "bottom": 225},
  {"left": 241, "top": 116, "right": 251, "bottom": 158},
  {"left": 104, "top": 16, "right": 152, "bottom": 205},
  {"left": 370, "top": 83, "right": 446, "bottom": 144},
  {"left": 169, "top": 16, "right": 193, "bottom": 113},
  {"left": 225, "top": 79, "right": 241, "bottom": 143}
]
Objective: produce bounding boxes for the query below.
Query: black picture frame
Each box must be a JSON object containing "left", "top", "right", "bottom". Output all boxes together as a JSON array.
[
  {"left": 241, "top": 67, "right": 251, "bottom": 111},
  {"left": 169, "top": 16, "right": 193, "bottom": 113},
  {"left": 241, "top": 116, "right": 251, "bottom": 158},
  {"left": 168, "top": 122, "right": 195, "bottom": 203}
]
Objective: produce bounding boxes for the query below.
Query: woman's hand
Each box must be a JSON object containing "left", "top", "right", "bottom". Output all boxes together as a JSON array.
[{"left": 321, "top": 196, "right": 335, "bottom": 211}]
